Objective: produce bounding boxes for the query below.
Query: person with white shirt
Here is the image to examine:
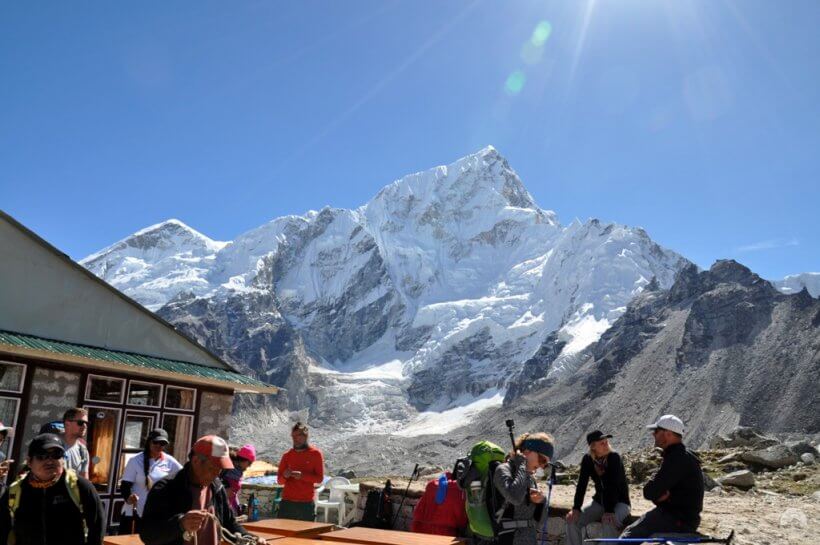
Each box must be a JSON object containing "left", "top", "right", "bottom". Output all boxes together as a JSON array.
[{"left": 118, "top": 428, "right": 182, "bottom": 534}]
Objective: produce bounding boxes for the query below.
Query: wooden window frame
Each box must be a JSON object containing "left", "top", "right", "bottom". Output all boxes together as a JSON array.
[
  {"left": 126, "top": 380, "right": 164, "bottom": 409},
  {"left": 0, "top": 361, "right": 27, "bottom": 394},
  {"left": 163, "top": 386, "right": 197, "bottom": 412},
  {"left": 85, "top": 374, "right": 126, "bottom": 405}
]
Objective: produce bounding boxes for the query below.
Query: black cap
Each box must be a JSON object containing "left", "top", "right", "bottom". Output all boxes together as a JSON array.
[
  {"left": 586, "top": 430, "right": 613, "bottom": 445},
  {"left": 147, "top": 428, "right": 169, "bottom": 444},
  {"left": 28, "top": 433, "right": 65, "bottom": 457}
]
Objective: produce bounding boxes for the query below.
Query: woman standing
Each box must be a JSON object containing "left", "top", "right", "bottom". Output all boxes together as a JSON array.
[
  {"left": 492, "top": 432, "right": 554, "bottom": 545},
  {"left": 221, "top": 444, "right": 256, "bottom": 514},
  {"left": 119, "top": 428, "right": 182, "bottom": 534},
  {"left": 565, "top": 431, "right": 631, "bottom": 545}
]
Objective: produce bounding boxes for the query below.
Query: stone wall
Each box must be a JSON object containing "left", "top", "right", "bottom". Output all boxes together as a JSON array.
[
  {"left": 20, "top": 366, "right": 80, "bottom": 452},
  {"left": 238, "top": 483, "right": 280, "bottom": 518},
  {"left": 197, "top": 391, "right": 234, "bottom": 439},
  {"left": 354, "top": 480, "right": 632, "bottom": 544}
]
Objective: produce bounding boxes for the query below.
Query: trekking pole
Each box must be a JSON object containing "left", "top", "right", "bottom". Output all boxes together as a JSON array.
[
  {"left": 505, "top": 419, "right": 516, "bottom": 453},
  {"left": 537, "top": 463, "right": 556, "bottom": 545},
  {"left": 391, "top": 463, "right": 419, "bottom": 529}
]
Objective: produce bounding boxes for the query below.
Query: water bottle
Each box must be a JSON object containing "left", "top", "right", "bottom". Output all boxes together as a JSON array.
[
  {"left": 249, "top": 493, "right": 260, "bottom": 522},
  {"left": 435, "top": 474, "right": 448, "bottom": 505}
]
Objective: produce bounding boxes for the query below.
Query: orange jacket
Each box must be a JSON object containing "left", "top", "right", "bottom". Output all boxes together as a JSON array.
[{"left": 277, "top": 446, "right": 324, "bottom": 502}]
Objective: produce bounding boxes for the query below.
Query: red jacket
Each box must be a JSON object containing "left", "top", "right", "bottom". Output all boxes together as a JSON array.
[
  {"left": 277, "top": 446, "right": 324, "bottom": 502},
  {"left": 411, "top": 475, "right": 467, "bottom": 536}
]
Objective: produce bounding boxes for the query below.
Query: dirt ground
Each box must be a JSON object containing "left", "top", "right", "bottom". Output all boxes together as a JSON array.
[{"left": 545, "top": 484, "right": 820, "bottom": 545}]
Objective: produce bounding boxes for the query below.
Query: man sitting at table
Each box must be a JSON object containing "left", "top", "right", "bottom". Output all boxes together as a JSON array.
[
  {"left": 277, "top": 422, "right": 324, "bottom": 521},
  {"left": 140, "top": 435, "right": 265, "bottom": 545}
]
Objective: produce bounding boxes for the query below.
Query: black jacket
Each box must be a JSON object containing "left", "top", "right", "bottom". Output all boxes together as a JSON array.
[
  {"left": 0, "top": 471, "right": 105, "bottom": 545},
  {"left": 643, "top": 443, "right": 704, "bottom": 527},
  {"left": 573, "top": 451, "right": 631, "bottom": 512},
  {"left": 139, "top": 463, "right": 249, "bottom": 545}
]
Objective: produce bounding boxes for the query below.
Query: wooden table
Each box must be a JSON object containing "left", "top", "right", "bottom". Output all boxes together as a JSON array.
[
  {"left": 104, "top": 531, "right": 289, "bottom": 545},
  {"left": 318, "top": 527, "right": 464, "bottom": 545},
  {"left": 242, "top": 518, "right": 336, "bottom": 537},
  {"left": 103, "top": 536, "right": 143, "bottom": 545}
]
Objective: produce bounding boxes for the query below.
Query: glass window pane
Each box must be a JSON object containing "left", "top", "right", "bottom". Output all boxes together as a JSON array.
[
  {"left": 162, "top": 414, "right": 193, "bottom": 460},
  {"left": 87, "top": 377, "right": 124, "bottom": 403},
  {"left": 128, "top": 382, "right": 162, "bottom": 407},
  {"left": 165, "top": 387, "right": 195, "bottom": 411},
  {"left": 122, "top": 415, "right": 154, "bottom": 450},
  {"left": 0, "top": 397, "right": 19, "bottom": 462},
  {"left": 87, "top": 407, "right": 121, "bottom": 492},
  {"left": 0, "top": 363, "right": 25, "bottom": 393}
]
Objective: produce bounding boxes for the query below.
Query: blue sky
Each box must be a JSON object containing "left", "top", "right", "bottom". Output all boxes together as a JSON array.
[{"left": 2, "top": 1, "right": 818, "bottom": 279}]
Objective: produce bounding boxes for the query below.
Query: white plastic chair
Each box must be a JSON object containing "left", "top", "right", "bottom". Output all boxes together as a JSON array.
[{"left": 315, "top": 476, "right": 351, "bottom": 524}]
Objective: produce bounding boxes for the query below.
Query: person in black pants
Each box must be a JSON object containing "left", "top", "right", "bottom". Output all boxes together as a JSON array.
[
  {"left": 621, "top": 415, "right": 704, "bottom": 539},
  {"left": 566, "top": 430, "right": 631, "bottom": 544}
]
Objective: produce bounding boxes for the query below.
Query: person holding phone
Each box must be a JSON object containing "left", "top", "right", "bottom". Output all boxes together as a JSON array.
[
  {"left": 491, "top": 432, "right": 554, "bottom": 545},
  {"left": 276, "top": 422, "right": 324, "bottom": 521}
]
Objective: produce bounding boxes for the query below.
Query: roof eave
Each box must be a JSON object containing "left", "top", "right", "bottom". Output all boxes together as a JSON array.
[{"left": 0, "top": 344, "right": 279, "bottom": 395}]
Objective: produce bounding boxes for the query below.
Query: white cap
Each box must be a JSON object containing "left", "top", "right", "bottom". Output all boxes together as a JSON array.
[{"left": 646, "top": 414, "right": 685, "bottom": 435}]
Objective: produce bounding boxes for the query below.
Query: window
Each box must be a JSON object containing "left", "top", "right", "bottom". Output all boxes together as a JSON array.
[
  {"left": 0, "top": 362, "right": 25, "bottom": 393},
  {"left": 165, "top": 387, "right": 195, "bottom": 411},
  {"left": 86, "top": 406, "right": 122, "bottom": 492},
  {"left": 86, "top": 376, "right": 125, "bottom": 404},
  {"left": 127, "top": 381, "right": 162, "bottom": 408},
  {"left": 162, "top": 413, "right": 194, "bottom": 461},
  {"left": 0, "top": 397, "right": 20, "bottom": 462}
]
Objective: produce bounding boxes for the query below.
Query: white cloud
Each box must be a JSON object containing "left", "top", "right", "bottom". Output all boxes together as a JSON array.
[{"left": 735, "top": 238, "right": 799, "bottom": 253}]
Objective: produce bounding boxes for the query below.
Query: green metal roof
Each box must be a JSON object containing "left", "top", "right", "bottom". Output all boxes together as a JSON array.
[{"left": 0, "top": 330, "right": 274, "bottom": 391}]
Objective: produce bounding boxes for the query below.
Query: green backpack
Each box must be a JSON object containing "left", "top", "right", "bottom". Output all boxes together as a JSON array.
[{"left": 460, "top": 441, "right": 507, "bottom": 539}]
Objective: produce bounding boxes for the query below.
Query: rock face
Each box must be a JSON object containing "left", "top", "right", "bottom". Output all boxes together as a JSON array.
[
  {"left": 718, "top": 470, "right": 756, "bottom": 490},
  {"left": 741, "top": 445, "right": 800, "bottom": 470},
  {"left": 82, "top": 147, "right": 689, "bottom": 437},
  {"left": 710, "top": 427, "right": 780, "bottom": 449},
  {"left": 466, "top": 260, "right": 820, "bottom": 462}
]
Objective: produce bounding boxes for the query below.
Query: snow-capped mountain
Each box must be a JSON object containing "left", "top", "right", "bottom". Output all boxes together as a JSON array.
[
  {"left": 774, "top": 272, "right": 820, "bottom": 297},
  {"left": 82, "top": 147, "right": 690, "bottom": 436},
  {"left": 83, "top": 219, "right": 227, "bottom": 310}
]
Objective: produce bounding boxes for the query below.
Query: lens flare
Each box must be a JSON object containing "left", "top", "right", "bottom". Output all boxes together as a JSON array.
[
  {"left": 531, "top": 21, "right": 552, "bottom": 46},
  {"left": 505, "top": 71, "right": 526, "bottom": 95}
]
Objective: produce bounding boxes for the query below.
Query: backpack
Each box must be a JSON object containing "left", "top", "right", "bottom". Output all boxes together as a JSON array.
[
  {"left": 7, "top": 469, "right": 86, "bottom": 545},
  {"left": 356, "top": 479, "right": 394, "bottom": 529},
  {"left": 456, "top": 441, "right": 508, "bottom": 540}
]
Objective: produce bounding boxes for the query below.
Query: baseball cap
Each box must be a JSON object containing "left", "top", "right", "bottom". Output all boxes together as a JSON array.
[
  {"left": 586, "top": 430, "right": 613, "bottom": 445},
  {"left": 192, "top": 435, "right": 233, "bottom": 469},
  {"left": 147, "top": 428, "right": 170, "bottom": 445},
  {"left": 646, "top": 414, "right": 685, "bottom": 436},
  {"left": 28, "top": 433, "right": 65, "bottom": 457},
  {"left": 0, "top": 422, "right": 12, "bottom": 433},
  {"left": 39, "top": 421, "right": 65, "bottom": 435}
]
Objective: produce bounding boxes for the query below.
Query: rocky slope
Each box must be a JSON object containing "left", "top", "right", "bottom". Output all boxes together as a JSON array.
[{"left": 470, "top": 260, "right": 820, "bottom": 461}]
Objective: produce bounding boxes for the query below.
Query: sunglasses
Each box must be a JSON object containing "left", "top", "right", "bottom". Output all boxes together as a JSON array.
[
  {"left": 151, "top": 440, "right": 168, "bottom": 446},
  {"left": 69, "top": 420, "right": 89, "bottom": 427},
  {"left": 33, "top": 451, "right": 63, "bottom": 461}
]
